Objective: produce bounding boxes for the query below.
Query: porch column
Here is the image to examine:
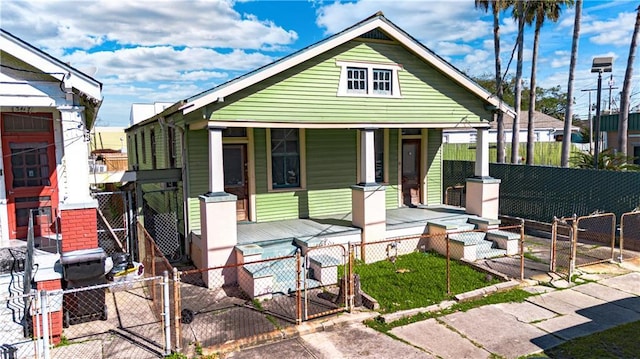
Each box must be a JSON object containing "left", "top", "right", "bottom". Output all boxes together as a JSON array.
[
  {"left": 352, "top": 129, "right": 386, "bottom": 263},
  {"left": 58, "top": 106, "right": 98, "bottom": 252},
  {"left": 197, "top": 126, "right": 237, "bottom": 287},
  {"left": 465, "top": 128, "right": 501, "bottom": 219}
]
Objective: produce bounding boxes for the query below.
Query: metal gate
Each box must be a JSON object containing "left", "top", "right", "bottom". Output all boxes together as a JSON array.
[
  {"left": 620, "top": 210, "right": 640, "bottom": 261},
  {"left": 142, "top": 187, "right": 182, "bottom": 261},
  {"left": 92, "top": 191, "right": 135, "bottom": 256},
  {"left": 551, "top": 216, "right": 575, "bottom": 278},
  {"left": 573, "top": 213, "right": 616, "bottom": 267},
  {"left": 302, "top": 244, "right": 350, "bottom": 321}
]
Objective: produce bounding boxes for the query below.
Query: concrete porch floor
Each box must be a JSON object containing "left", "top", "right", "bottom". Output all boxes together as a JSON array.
[{"left": 237, "top": 204, "right": 475, "bottom": 246}]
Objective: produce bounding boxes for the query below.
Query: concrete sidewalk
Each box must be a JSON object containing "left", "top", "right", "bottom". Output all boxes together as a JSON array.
[{"left": 227, "top": 261, "right": 640, "bottom": 359}]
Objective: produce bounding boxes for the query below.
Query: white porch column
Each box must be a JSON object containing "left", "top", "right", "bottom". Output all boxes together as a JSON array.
[
  {"left": 208, "top": 127, "right": 225, "bottom": 193},
  {"left": 360, "top": 129, "right": 376, "bottom": 185},
  {"left": 58, "top": 106, "right": 95, "bottom": 206},
  {"left": 196, "top": 126, "right": 237, "bottom": 287},
  {"left": 352, "top": 129, "right": 386, "bottom": 263},
  {"left": 475, "top": 128, "right": 490, "bottom": 178},
  {"left": 465, "top": 127, "right": 501, "bottom": 219}
]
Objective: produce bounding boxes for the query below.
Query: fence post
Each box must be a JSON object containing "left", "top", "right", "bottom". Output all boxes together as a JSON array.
[
  {"left": 520, "top": 219, "right": 525, "bottom": 281},
  {"left": 570, "top": 214, "right": 578, "bottom": 282},
  {"left": 550, "top": 217, "right": 557, "bottom": 272},
  {"left": 620, "top": 214, "right": 625, "bottom": 263},
  {"left": 446, "top": 233, "right": 450, "bottom": 296},
  {"left": 296, "top": 249, "right": 302, "bottom": 324},
  {"left": 172, "top": 267, "right": 181, "bottom": 353},
  {"left": 163, "top": 271, "right": 171, "bottom": 355},
  {"left": 349, "top": 244, "right": 355, "bottom": 313},
  {"left": 610, "top": 214, "right": 616, "bottom": 263},
  {"left": 40, "top": 290, "right": 50, "bottom": 359}
]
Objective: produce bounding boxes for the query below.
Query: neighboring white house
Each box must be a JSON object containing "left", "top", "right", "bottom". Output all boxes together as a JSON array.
[
  {"left": 444, "top": 111, "right": 578, "bottom": 144},
  {"left": 129, "top": 102, "right": 173, "bottom": 126}
]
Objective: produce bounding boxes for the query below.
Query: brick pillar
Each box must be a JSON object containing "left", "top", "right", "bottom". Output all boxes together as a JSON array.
[
  {"left": 60, "top": 206, "right": 98, "bottom": 253},
  {"left": 35, "top": 279, "right": 63, "bottom": 345}
]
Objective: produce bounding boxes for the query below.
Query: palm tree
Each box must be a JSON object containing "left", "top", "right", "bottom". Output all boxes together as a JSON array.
[
  {"left": 511, "top": 1, "right": 526, "bottom": 164},
  {"left": 524, "top": 1, "right": 573, "bottom": 165},
  {"left": 475, "top": 0, "right": 512, "bottom": 163},
  {"left": 618, "top": 5, "right": 640, "bottom": 158},
  {"left": 561, "top": 0, "right": 582, "bottom": 167}
]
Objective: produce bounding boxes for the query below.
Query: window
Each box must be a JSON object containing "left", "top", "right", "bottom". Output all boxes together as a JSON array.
[
  {"left": 372, "top": 69, "right": 392, "bottom": 95},
  {"left": 337, "top": 60, "right": 402, "bottom": 98},
  {"left": 346, "top": 67, "right": 367, "bottom": 94},
  {"left": 133, "top": 134, "right": 139, "bottom": 167},
  {"left": 150, "top": 129, "right": 157, "bottom": 169},
  {"left": 270, "top": 129, "right": 301, "bottom": 189},
  {"left": 141, "top": 131, "right": 147, "bottom": 164},
  {"left": 167, "top": 127, "right": 176, "bottom": 168}
]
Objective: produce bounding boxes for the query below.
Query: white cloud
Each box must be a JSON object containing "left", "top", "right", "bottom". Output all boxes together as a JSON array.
[
  {"left": 582, "top": 11, "right": 637, "bottom": 46},
  {"left": 434, "top": 42, "right": 473, "bottom": 56},
  {"left": 315, "top": 1, "right": 492, "bottom": 47},
  {"left": 1, "top": 0, "right": 298, "bottom": 52}
]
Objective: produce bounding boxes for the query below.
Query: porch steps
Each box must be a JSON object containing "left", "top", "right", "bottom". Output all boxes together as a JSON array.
[{"left": 448, "top": 232, "right": 506, "bottom": 260}]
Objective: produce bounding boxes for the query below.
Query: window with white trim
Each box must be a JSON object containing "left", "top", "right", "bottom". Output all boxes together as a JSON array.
[
  {"left": 270, "top": 129, "right": 301, "bottom": 189},
  {"left": 337, "top": 61, "right": 402, "bottom": 98}
]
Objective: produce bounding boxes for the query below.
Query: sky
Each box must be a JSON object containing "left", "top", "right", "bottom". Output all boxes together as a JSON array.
[{"left": 1, "top": 0, "right": 639, "bottom": 127}]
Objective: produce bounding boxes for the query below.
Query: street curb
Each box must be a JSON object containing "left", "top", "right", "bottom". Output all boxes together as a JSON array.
[{"left": 209, "top": 310, "right": 378, "bottom": 357}]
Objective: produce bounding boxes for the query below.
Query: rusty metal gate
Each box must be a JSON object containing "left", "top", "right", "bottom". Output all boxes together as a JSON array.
[
  {"left": 620, "top": 210, "right": 640, "bottom": 261},
  {"left": 92, "top": 191, "right": 135, "bottom": 256},
  {"left": 551, "top": 216, "right": 575, "bottom": 279},
  {"left": 303, "top": 244, "right": 350, "bottom": 321},
  {"left": 573, "top": 213, "right": 616, "bottom": 267}
]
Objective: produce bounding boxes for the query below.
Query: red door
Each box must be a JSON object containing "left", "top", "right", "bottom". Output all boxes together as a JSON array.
[
  {"left": 402, "top": 139, "right": 421, "bottom": 207},
  {"left": 1, "top": 113, "right": 58, "bottom": 239},
  {"left": 223, "top": 144, "right": 249, "bottom": 221}
]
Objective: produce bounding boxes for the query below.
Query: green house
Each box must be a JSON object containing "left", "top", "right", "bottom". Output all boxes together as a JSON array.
[{"left": 125, "top": 13, "right": 513, "bottom": 288}]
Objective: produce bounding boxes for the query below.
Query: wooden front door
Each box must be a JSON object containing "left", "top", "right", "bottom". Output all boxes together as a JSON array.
[
  {"left": 223, "top": 144, "right": 249, "bottom": 221},
  {"left": 402, "top": 139, "right": 421, "bottom": 207},
  {"left": 1, "top": 113, "right": 58, "bottom": 239}
]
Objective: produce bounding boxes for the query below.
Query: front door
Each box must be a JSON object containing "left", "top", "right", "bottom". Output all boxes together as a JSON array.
[
  {"left": 1, "top": 113, "right": 58, "bottom": 239},
  {"left": 402, "top": 139, "right": 421, "bottom": 207},
  {"left": 223, "top": 144, "right": 249, "bottom": 221}
]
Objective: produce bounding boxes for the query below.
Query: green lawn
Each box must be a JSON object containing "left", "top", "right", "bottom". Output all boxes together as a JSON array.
[
  {"left": 354, "top": 251, "right": 501, "bottom": 313},
  {"left": 539, "top": 320, "right": 640, "bottom": 359}
]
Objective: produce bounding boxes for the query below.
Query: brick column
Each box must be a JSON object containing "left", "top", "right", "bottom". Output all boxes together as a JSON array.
[
  {"left": 60, "top": 206, "right": 98, "bottom": 252},
  {"left": 35, "top": 279, "right": 63, "bottom": 345}
]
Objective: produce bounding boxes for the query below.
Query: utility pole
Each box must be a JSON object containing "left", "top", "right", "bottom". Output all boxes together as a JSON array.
[{"left": 607, "top": 74, "right": 616, "bottom": 111}]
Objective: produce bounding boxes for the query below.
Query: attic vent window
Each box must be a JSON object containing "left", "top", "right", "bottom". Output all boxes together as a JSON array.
[{"left": 337, "top": 60, "right": 402, "bottom": 98}]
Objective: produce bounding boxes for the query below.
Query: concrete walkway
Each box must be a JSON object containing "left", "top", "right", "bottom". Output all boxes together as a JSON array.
[{"left": 227, "top": 261, "right": 640, "bottom": 359}]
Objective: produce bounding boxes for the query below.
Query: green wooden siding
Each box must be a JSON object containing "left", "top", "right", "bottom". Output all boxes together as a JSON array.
[
  {"left": 185, "top": 129, "right": 209, "bottom": 232},
  {"left": 426, "top": 129, "right": 443, "bottom": 205},
  {"left": 254, "top": 129, "right": 358, "bottom": 221},
  {"left": 204, "top": 40, "right": 491, "bottom": 125}
]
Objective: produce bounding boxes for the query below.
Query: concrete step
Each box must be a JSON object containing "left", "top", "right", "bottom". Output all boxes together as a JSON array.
[{"left": 448, "top": 232, "right": 487, "bottom": 245}]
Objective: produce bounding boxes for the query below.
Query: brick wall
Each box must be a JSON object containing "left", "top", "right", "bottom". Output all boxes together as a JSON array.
[
  {"left": 35, "top": 279, "right": 63, "bottom": 345},
  {"left": 60, "top": 208, "right": 98, "bottom": 252}
]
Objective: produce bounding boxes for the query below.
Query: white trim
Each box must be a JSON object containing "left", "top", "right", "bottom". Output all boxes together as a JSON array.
[
  {"left": 182, "top": 16, "right": 513, "bottom": 117},
  {"left": 336, "top": 60, "right": 402, "bottom": 98},
  {"left": 192, "top": 120, "right": 489, "bottom": 130},
  {"left": 247, "top": 129, "right": 256, "bottom": 222},
  {"left": 1, "top": 31, "right": 102, "bottom": 101}
]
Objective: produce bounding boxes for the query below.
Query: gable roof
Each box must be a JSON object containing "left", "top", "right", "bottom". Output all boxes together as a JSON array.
[
  {"left": 181, "top": 13, "right": 515, "bottom": 118},
  {"left": 1, "top": 29, "right": 103, "bottom": 101},
  {"left": 496, "top": 111, "right": 577, "bottom": 131}
]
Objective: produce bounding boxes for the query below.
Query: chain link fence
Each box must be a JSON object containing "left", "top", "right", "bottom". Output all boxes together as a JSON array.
[
  {"left": 142, "top": 188, "right": 182, "bottom": 262},
  {"left": 0, "top": 292, "right": 38, "bottom": 359}
]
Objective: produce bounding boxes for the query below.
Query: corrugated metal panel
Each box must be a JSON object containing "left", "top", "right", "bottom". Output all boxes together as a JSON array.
[
  {"left": 209, "top": 41, "right": 490, "bottom": 125},
  {"left": 600, "top": 112, "right": 640, "bottom": 131},
  {"left": 426, "top": 129, "right": 443, "bottom": 205},
  {"left": 386, "top": 129, "right": 400, "bottom": 208}
]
